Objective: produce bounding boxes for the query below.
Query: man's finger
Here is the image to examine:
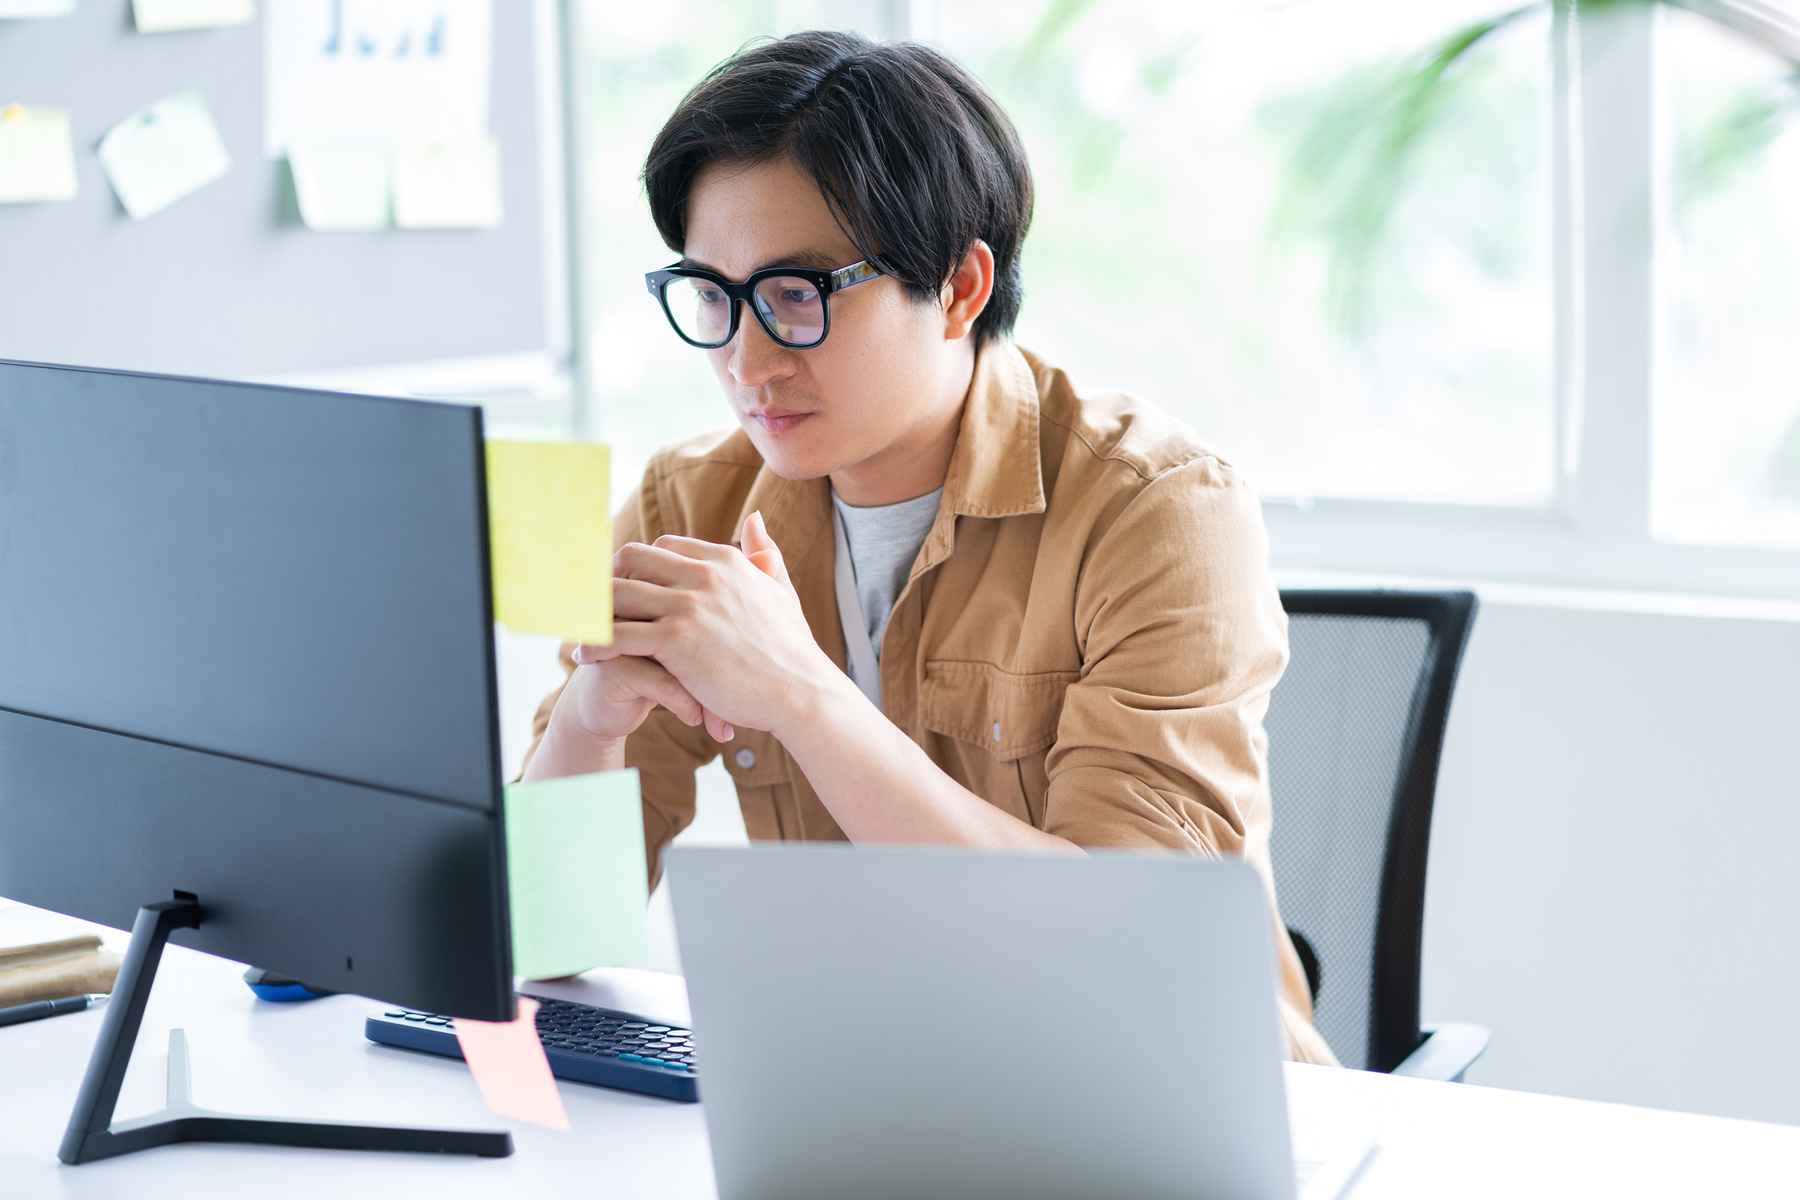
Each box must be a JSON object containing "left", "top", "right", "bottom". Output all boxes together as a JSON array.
[
  {"left": 571, "top": 633, "right": 653, "bottom": 664},
  {"left": 584, "top": 620, "right": 666, "bottom": 659},
  {"left": 741, "top": 510, "right": 790, "bottom": 587},
  {"left": 611, "top": 577, "right": 683, "bottom": 621},
  {"left": 606, "top": 655, "right": 705, "bottom": 727},
  {"left": 649, "top": 533, "right": 740, "bottom": 562},
  {"left": 614, "top": 540, "right": 720, "bottom": 587}
]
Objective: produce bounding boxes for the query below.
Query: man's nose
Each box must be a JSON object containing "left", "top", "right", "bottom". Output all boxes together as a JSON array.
[{"left": 727, "top": 307, "right": 797, "bottom": 388}]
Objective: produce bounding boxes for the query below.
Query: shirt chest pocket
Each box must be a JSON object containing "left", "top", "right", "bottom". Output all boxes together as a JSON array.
[{"left": 919, "top": 661, "right": 1079, "bottom": 761}]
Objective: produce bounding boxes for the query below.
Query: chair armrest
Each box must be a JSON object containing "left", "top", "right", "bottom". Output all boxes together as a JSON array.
[{"left": 1390, "top": 1022, "right": 1489, "bottom": 1082}]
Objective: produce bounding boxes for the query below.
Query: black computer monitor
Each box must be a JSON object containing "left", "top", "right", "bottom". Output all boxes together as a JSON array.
[{"left": 0, "top": 359, "right": 516, "bottom": 1161}]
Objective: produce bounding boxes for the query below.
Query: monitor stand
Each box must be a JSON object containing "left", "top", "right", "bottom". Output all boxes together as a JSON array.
[{"left": 59, "top": 897, "right": 513, "bottom": 1164}]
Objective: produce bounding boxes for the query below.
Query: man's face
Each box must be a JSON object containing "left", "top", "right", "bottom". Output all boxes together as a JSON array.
[{"left": 681, "top": 156, "right": 970, "bottom": 488}]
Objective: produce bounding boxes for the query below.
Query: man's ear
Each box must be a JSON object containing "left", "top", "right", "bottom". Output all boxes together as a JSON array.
[{"left": 942, "top": 239, "right": 996, "bottom": 342}]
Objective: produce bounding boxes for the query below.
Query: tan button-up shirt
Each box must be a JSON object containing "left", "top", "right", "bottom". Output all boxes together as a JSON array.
[{"left": 526, "top": 342, "right": 1336, "bottom": 1065}]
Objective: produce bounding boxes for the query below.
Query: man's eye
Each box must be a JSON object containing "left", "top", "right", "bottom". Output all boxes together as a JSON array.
[
  {"left": 781, "top": 288, "right": 818, "bottom": 305},
  {"left": 695, "top": 288, "right": 726, "bottom": 304}
]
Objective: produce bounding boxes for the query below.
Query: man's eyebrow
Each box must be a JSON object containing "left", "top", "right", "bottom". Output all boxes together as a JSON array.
[{"left": 679, "top": 250, "right": 849, "bottom": 276}]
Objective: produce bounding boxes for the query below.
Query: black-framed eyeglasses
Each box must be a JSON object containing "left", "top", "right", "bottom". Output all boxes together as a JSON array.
[{"left": 643, "top": 259, "right": 884, "bottom": 350}]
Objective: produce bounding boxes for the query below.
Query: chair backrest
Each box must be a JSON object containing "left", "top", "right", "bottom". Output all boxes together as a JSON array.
[{"left": 1266, "top": 590, "right": 1477, "bottom": 1072}]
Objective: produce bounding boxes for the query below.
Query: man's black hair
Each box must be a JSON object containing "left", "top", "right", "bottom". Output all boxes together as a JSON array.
[{"left": 643, "top": 30, "right": 1034, "bottom": 346}]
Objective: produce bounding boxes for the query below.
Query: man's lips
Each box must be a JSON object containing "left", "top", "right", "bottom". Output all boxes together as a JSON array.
[{"left": 745, "top": 409, "right": 814, "bottom": 434}]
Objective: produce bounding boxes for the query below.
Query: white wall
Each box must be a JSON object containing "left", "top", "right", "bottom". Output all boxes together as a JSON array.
[
  {"left": 496, "top": 593, "right": 1800, "bottom": 1125},
  {"left": 1420, "top": 596, "right": 1800, "bottom": 1125}
]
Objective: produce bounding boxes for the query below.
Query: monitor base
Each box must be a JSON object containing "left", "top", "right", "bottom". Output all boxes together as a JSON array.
[{"left": 58, "top": 898, "right": 513, "bottom": 1164}]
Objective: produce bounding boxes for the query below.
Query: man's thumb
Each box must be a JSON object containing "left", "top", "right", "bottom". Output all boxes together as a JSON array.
[{"left": 742, "top": 510, "right": 790, "bottom": 585}]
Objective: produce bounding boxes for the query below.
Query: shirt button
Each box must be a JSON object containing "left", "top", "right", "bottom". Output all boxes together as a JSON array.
[
  {"left": 992, "top": 722, "right": 1001, "bottom": 742},
  {"left": 735, "top": 748, "right": 756, "bottom": 769}
]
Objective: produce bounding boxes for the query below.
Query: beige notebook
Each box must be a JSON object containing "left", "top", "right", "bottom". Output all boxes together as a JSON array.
[
  {"left": 0, "top": 903, "right": 104, "bottom": 969},
  {"left": 0, "top": 902, "right": 120, "bottom": 1006}
]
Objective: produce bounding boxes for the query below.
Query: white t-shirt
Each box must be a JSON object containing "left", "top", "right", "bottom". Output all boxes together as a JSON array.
[{"left": 832, "top": 486, "right": 943, "bottom": 660}]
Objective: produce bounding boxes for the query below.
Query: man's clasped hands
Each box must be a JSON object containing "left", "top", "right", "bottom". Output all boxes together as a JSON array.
[{"left": 561, "top": 511, "right": 843, "bottom": 758}]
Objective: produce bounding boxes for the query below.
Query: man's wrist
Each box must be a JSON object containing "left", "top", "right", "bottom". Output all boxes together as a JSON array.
[
  {"left": 526, "top": 710, "right": 628, "bottom": 780},
  {"left": 770, "top": 664, "right": 866, "bottom": 746}
]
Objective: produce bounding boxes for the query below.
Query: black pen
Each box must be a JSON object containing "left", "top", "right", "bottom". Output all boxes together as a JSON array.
[{"left": 0, "top": 993, "right": 111, "bottom": 1029}]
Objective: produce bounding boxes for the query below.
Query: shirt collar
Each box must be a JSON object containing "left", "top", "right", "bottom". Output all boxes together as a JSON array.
[{"left": 940, "top": 341, "right": 1047, "bottom": 520}]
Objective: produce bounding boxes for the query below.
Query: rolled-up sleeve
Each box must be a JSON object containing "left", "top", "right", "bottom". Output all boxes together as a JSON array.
[
  {"left": 1039, "top": 456, "right": 1334, "bottom": 1065},
  {"left": 1043, "top": 454, "right": 1287, "bottom": 854}
]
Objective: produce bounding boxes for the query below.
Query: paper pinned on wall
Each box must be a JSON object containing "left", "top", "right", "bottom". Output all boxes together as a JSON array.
[
  {"left": 393, "top": 137, "right": 500, "bottom": 229},
  {"left": 288, "top": 140, "right": 389, "bottom": 231},
  {"left": 132, "top": 0, "right": 255, "bottom": 32},
  {"left": 97, "top": 90, "right": 231, "bottom": 219},
  {"left": 485, "top": 440, "right": 612, "bottom": 645},
  {"left": 0, "top": 105, "right": 78, "bottom": 203},
  {"left": 263, "top": 0, "right": 492, "bottom": 160},
  {"left": 452, "top": 997, "right": 570, "bottom": 1131},
  {"left": 506, "top": 769, "right": 649, "bottom": 981},
  {"left": 0, "top": 0, "right": 76, "bottom": 17}
]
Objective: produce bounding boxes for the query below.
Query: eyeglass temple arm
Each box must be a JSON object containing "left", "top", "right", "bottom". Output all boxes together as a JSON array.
[{"left": 829, "top": 260, "right": 882, "bottom": 291}]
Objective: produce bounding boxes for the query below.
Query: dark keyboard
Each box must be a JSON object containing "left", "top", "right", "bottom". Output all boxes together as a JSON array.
[{"left": 364, "top": 993, "right": 699, "bottom": 1102}]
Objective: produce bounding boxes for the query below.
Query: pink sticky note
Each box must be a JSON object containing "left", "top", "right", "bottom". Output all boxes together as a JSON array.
[{"left": 453, "top": 996, "right": 570, "bottom": 1131}]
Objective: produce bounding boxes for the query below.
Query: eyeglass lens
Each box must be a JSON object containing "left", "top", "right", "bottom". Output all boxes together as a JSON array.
[
  {"left": 664, "top": 276, "right": 826, "bottom": 348},
  {"left": 665, "top": 277, "right": 733, "bottom": 346},
  {"left": 751, "top": 277, "right": 825, "bottom": 346}
]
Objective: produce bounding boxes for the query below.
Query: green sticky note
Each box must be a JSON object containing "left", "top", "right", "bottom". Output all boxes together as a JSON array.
[
  {"left": 0, "top": 0, "right": 76, "bottom": 16},
  {"left": 289, "top": 141, "right": 391, "bottom": 232},
  {"left": 132, "top": 0, "right": 253, "bottom": 31},
  {"left": 506, "top": 768, "right": 648, "bottom": 980},
  {"left": 393, "top": 137, "right": 503, "bottom": 229},
  {"left": 485, "top": 439, "right": 611, "bottom": 644},
  {"left": 98, "top": 89, "right": 232, "bottom": 220},
  {"left": 0, "top": 105, "right": 78, "bottom": 204},
  {"left": 132, "top": 0, "right": 255, "bottom": 33}
]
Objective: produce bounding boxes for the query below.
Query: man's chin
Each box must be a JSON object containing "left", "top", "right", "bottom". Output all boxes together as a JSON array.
[{"left": 741, "top": 426, "right": 839, "bottom": 482}]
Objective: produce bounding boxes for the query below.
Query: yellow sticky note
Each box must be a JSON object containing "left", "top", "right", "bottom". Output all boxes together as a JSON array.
[
  {"left": 0, "top": 105, "right": 78, "bottom": 204},
  {"left": 132, "top": 0, "right": 254, "bottom": 32},
  {"left": 393, "top": 137, "right": 502, "bottom": 229},
  {"left": 485, "top": 439, "right": 611, "bottom": 644},
  {"left": 452, "top": 997, "right": 570, "bottom": 1131},
  {"left": 506, "top": 768, "right": 648, "bottom": 980}
]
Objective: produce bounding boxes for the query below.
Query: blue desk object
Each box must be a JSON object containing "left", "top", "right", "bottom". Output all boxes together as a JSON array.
[{"left": 242, "top": 967, "right": 334, "bottom": 1003}]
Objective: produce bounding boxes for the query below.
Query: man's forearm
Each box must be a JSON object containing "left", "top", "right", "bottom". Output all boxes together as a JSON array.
[
  {"left": 521, "top": 704, "right": 628, "bottom": 781},
  {"left": 774, "top": 675, "right": 1081, "bottom": 852}
]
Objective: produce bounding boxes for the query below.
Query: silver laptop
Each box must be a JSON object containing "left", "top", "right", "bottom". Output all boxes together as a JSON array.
[{"left": 667, "top": 845, "right": 1372, "bottom": 1200}]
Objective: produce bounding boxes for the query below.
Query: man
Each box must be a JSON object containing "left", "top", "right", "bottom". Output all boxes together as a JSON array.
[{"left": 523, "top": 30, "right": 1335, "bottom": 1064}]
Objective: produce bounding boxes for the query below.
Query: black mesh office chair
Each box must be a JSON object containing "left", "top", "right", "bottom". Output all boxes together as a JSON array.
[{"left": 1268, "top": 590, "right": 1488, "bottom": 1080}]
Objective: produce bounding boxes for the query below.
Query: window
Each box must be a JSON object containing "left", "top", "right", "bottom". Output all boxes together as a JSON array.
[
  {"left": 933, "top": 0, "right": 1554, "bottom": 505},
  {"left": 1659, "top": 5, "right": 1800, "bottom": 550}
]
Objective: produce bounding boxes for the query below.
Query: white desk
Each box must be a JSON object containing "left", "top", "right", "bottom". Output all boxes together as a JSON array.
[{"left": 2, "top": 936, "right": 1796, "bottom": 1199}]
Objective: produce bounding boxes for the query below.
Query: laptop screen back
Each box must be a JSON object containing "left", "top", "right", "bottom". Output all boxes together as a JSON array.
[{"left": 669, "top": 845, "right": 1296, "bottom": 1200}]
